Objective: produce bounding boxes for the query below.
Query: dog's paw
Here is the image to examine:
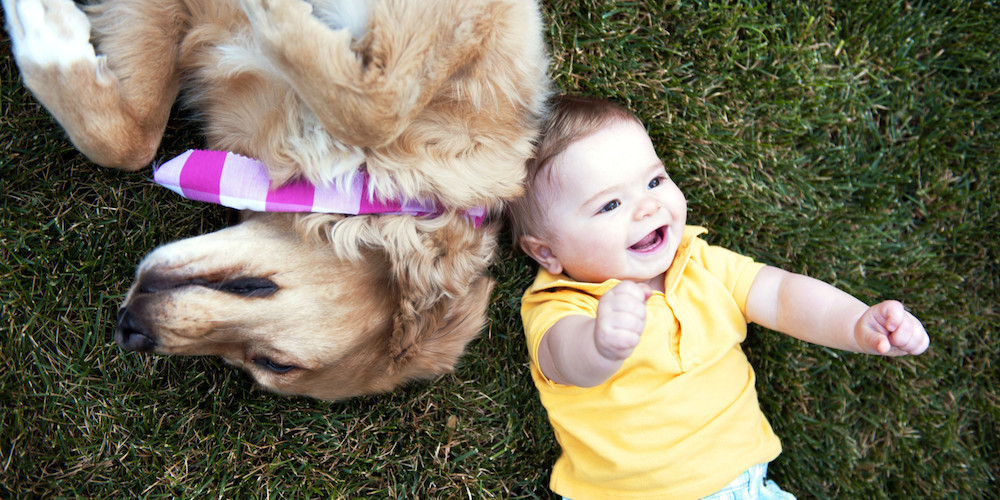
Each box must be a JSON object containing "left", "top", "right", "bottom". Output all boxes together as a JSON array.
[{"left": 3, "top": 0, "right": 97, "bottom": 68}]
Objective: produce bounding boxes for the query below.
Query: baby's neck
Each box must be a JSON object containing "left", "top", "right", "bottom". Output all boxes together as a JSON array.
[
  {"left": 642, "top": 273, "right": 667, "bottom": 294},
  {"left": 561, "top": 271, "right": 668, "bottom": 294}
]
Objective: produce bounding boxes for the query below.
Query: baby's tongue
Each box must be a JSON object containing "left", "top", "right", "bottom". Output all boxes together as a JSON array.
[{"left": 630, "top": 231, "right": 658, "bottom": 250}]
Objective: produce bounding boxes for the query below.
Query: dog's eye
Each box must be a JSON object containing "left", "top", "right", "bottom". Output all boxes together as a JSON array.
[
  {"left": 216, "top": 277, "right": 278, "bottom": 297},
  {"left": 253, "top": 358, "right": 297, "bottom": 374}
]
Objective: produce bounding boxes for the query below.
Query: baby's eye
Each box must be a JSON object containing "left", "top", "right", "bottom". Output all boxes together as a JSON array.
[
  {"left": 599, "top": 200, "right": 620, "bottom": 213},
  {"left": 648, "top": 176, "right": 664, "bottom": 189}
]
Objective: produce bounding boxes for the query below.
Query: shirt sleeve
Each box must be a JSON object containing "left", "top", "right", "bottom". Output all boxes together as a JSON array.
[
  {"left": 520, "top": 285, "right": 600, "bottom": 382},
  {"left": 694, "top": 240, "right": 766, "bottom": 319}
]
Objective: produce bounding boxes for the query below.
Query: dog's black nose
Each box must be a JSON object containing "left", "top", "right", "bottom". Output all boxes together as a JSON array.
[{"left": 115, "top": 307, "right": 157, "bottom": 352}]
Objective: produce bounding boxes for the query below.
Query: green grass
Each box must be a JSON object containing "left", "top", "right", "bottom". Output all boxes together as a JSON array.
[{"left": 2, "top": 0, "right": 997, "bottom": 497}]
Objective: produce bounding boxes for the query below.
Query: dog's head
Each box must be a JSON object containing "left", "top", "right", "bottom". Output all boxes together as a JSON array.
[{"left": 115, "top": 212, "right": 496, "bottom": 401}]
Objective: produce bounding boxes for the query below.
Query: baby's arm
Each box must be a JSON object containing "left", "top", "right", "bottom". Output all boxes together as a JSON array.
[
  {"left": 746, "top": 266, "right": 929, "bottom": 356},
  {"left": 538, "top": 281, "right": 651, "bottom": 387}
]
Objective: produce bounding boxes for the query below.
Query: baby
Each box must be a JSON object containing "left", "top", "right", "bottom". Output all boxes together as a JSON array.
[{"left": 508, "top": 95, "right": 929, "bottom": 499}]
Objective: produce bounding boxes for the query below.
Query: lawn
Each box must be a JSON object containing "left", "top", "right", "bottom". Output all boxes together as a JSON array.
[{"left": 2, "top": 0, "right": 997, "bottom": 497}]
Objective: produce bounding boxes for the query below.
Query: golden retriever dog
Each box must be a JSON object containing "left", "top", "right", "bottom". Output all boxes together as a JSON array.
[{"left": 4, "top": 0, "right": 549, "bottom": 401}]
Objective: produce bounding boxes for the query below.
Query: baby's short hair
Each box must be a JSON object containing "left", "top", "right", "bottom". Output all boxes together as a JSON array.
[{"left": 508, "top": 94, "right": 643, "bottom": 245}]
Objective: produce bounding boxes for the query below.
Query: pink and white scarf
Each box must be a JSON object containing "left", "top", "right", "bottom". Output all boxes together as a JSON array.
[{"left": 153, "top": 150, "right": 486, "bottom": 225}]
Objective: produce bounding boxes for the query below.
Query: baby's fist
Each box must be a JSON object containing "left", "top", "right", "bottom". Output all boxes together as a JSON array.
[
  {"left": 593, "top": 281, "right": 652, "bottom": 361},
  {"left": 855, "top": 300, "right": 929, "bottom": 356}
]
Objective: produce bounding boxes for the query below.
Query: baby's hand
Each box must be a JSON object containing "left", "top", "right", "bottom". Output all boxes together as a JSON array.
[
  {"left": 593, "top": 281, "right": 652, "bottom": 361},
  {"left": 854, "top": 300, "right": 930, "bottom": 356}
]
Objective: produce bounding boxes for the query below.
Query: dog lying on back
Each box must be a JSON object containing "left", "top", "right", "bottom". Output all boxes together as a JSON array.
[{"left": 4, "top": 0, "right": 549, "bottom": 401}]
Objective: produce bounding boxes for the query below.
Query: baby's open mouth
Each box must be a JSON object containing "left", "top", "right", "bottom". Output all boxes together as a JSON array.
[{"left": 629, "top": 226, "right": 666, "bottom": 252}]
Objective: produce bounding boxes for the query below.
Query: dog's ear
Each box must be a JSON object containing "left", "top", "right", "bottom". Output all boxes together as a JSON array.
[
  {"left": 383, "top": 216, "right": 498, "bottom": 375},
  {"left": 293, "top": 212, "right": 497, "bottom": 378},
  {"left": 388, "top": 273, "right": 495, "bottom": 378}
]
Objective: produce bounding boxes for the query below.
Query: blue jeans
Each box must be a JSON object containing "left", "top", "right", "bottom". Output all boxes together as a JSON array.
[
  {"left": 699, "top": 463, "right": 795, "bottom": 500},
  {"left": 560, "top": 463, "right": 795, "bottom": 500}
]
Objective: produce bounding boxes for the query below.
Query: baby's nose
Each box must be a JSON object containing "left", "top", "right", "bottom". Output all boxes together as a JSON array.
[{"left": 634, "top": 196, "right": 661, "bottom": 219}]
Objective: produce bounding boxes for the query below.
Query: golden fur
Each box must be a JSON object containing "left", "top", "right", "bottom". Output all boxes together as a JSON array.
[{"left": 4, "top": 0, "right": 549, "bottom": 400}]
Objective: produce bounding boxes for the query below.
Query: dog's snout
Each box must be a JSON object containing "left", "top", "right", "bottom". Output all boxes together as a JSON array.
[{"left": 115, "top": 307, "right": 157, "bottom": 352}]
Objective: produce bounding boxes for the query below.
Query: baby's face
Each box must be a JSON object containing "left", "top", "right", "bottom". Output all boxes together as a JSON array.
[{"left": 532, "top": 120, "right": 686, "bottom": 289}]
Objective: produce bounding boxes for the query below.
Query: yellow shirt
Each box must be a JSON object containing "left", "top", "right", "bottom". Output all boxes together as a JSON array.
[{"left": 521, "top": 227, "right": 782, "bottom": 499}]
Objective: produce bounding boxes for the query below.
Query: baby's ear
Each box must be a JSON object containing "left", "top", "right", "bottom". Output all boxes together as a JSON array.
[{"left": 520, "top": 235, "right": 563, "bottom": 275}]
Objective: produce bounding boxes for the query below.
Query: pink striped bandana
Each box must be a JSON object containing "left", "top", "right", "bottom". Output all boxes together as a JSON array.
[{"left": 153, "top": 150, "right": 486, "bottom": 226}]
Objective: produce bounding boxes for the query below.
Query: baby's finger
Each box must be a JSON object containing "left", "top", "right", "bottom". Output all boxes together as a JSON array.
[
  {"left": 855, "top": 322, "right": 892, "bottom": 355},
  {"left": 604, "top": 283, "right": 651, "bottom": 319},
  {"left": 613, "top": 281, "right": 649, "bottom": 302},
  {"left": 611, "top": 308, "right": 646, "bottom": 333},
  {"left": 606, "top": 297, "right": 647, "bottom": 323},
  {"left": 873, "top": 300, "right": 905, "bottom": 331},
  {"left": 889, "top": 317, "right": 930, "bottom": 355},
  {"left": 867, "top": 333, "right": 892, "bottom": 355},
  {"left": 595, "top": 324, "right": 644, "bottom": 360},
  {"left": 612, "top": 327, "right": 642, "bottom": 349}
]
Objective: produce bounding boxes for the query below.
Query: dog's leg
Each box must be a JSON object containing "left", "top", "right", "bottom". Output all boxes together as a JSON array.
[
  {"left": 3, "top": 0, "right": 183, "bottom": 170},
  {"left": 240, "top": 0, "right": 502, "bottom": 149}
]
